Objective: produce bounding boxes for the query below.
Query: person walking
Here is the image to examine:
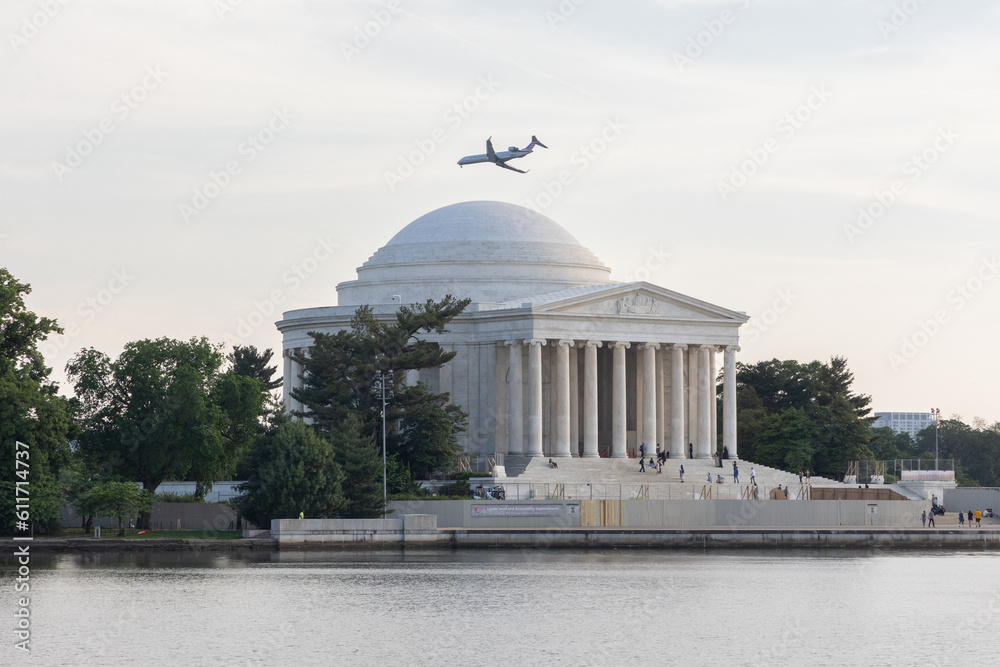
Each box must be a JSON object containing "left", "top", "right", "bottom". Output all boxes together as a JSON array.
[
  {"left": 639, "top": 457, "right": 646, "bottom": 473},
  {"left": 968, "top": 510, "right": 974, "bottom": 527},
  {"left": 707, "top": 471, "right": 712, "bottom": 483},
  {"left": 959, "top": 511, "right": 965, "bottom": 527},
  {"left": 639, "top": 443, "right": 645, "bottom": 459},
  {"left": 688, "top": 442, "right": 693, "bottom": 459},
  {"left": 921, "top": 510, "right": 927, "bottom": 527},
  {"left": 928, "top": 511, "right": 935, "bottom": 528},
  {"left": 798, "top": 470, "right": 803, "bottom": 485},
  {"left": 733, "top": 463, "right": 739, "bottom": 484},
  {"left": 805, "top": 470, "right": 811, "bottom": 484},
  {"left": 679, "top": 464, "right": 685, "bottom": 483},
  {"left": 750, "top": 467, "right": 756, "bottom": 485},
  {"left": 976, "top": 509, "right": 982, "bottom": 527}
]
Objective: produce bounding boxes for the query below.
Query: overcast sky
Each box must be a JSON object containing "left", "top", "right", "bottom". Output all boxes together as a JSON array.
[{"left": 3, "top": 0, "right": 998, "bottom": 424}]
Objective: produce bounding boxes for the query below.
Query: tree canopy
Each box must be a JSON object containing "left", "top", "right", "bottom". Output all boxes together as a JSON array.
[
  {"left": 0, "top": 268, "right": 72, "bottom": 534},
  {"left": 735, "top": 356, "right": 874, "bottom": 479},
  {"left": 66, "top": 337, "right": 264, "bottom": 511},
  {"left": 291, "top": 297, "right": 469, "bottom": 498}
]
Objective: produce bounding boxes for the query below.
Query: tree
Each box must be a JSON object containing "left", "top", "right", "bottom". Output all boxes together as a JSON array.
[
  {"left": 82, "top": 481, "right": 152, "bottom": 536},
  {"left": 290, "top": 296, "right": 469, "bottom": 502},
  {"left": 234, "top": 420, "right": 345, "bottom": 527},
  {"left": 228, "top": 345, "right": 282, "bottom": 390},
  {"left": 0, "top": 268, "right": 73, "bottom": 535},
  {"left": 331, "top": 415, "right": 385, "bottom": 518},
  {"left": 67, "top": 337, "right": 263, "bottom": 525},
  {"left": 735, "top": 356, "right": 874, "bottom": 478}
]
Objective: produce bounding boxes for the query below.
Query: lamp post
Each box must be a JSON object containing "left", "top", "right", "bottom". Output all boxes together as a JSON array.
[
  {"left": 930, "top": 408, "right": 940, "bottom": 471},
  {"left": 374, "top": 369, "right": 394, "bottom": 518}
]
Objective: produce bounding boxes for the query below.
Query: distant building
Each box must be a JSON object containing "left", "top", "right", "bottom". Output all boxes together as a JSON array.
[{"left": 872, "top": 412, "right": 933, "bottom": 439}]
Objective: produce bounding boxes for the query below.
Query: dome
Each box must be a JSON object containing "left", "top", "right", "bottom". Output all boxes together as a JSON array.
[{"left": 336, "top": 201, "right": 613, "bottom": 306}]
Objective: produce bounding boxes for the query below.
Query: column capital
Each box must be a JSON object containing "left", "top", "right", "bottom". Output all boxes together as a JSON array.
[
  {"left": 503, "top": 339, "right": 522, "bottom": 347},
  {"left": 612, "top": 341, "right": 631, "bottom": 350},
  {"left": 672, "top": 343, "right": 688, "bottom": 352},
  {"left": 640, "top": 342, "right": 660, "bottom": 351},
  {"left": 557, "top": 339, "right": 576, "bottom": 348},
  {"left": 725, "top": 345, "right": 741, "bottom": 353},
  {"left": 524, "top": 338, "right": 547, "bottom": 347},
  {"left": 584, "top": 340, "right": 603, "bottom": 349}
]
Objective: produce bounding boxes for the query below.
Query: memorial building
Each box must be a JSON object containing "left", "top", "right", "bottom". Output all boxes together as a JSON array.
[{"left": 276, "top": 201, "right": 747, "bottom": 460}]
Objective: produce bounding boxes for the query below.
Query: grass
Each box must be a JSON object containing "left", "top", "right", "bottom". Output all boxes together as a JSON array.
[{"left": 63, "top": 528, "right": 243, "bottom": 540}]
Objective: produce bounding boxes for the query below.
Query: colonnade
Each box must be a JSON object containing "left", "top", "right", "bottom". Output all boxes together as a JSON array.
[{"left": 504, "top": 339, "right": 738, "bottom": 459}]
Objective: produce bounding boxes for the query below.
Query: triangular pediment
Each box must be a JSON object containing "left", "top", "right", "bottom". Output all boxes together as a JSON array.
[{"left": 528, "top": 282, "right": 748, "bottom": 323}]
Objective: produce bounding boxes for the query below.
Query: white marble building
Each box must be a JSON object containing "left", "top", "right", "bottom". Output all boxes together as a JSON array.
[{"left": 276, "top": 201, "right": 747, "bottom": 459}]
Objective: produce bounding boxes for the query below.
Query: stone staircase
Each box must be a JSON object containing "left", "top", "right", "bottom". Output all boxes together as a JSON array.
[{"left": 511, "top": 455, "right": 842, "bottom": 490}]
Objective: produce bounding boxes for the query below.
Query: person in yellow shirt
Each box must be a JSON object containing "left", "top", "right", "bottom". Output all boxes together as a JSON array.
[{"left": 975, "top": 509, "right": 982, "bottom": 527}]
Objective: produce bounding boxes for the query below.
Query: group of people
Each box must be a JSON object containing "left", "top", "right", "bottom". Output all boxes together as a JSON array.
[
  {"left": 923, "top": 508, "right": 986, "bottom": 527},
  {"left": 637, "top": 443, "right": 668, "bottom": 474}
]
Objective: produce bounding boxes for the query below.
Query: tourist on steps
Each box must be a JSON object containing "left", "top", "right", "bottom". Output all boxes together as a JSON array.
[{"left": 679, "top": 465, "right": 684, "bottom": 482}]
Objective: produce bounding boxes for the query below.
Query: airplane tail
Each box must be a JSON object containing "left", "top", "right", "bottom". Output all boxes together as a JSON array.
[{"left": 528, "top": 135, "right": 548, "bottom": 149}]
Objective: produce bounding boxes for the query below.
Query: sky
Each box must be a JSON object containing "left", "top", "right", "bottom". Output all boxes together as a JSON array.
[{"left": 2, "top": 0, "right": 998, "bottom": 424}]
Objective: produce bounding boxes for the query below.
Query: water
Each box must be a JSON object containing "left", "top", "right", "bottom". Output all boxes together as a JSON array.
[{"left": 1, "top": 548, "right": 997, "bottom": 666}]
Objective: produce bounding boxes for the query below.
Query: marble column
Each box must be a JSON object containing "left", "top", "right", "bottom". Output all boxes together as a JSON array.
[
  {"left": 569, "top": 344, "right": 580, "bottom": 456},
  {"left": 655, "top": 347, "right": 665, "bottom": 451},
  {"left": 723, "top": 345, "right": 739, "bottom": 459},
  {"left": 282, "top": 350, "right": 292, "bottom": 414},
  {"left": 698, "top": 345, "right": 711, "bottom": 458},
  {"left": 710, "top": 348, "right": 718, "bottom": 455},
  {"left": 506, "top": 340, "right": 523, "bottom": 455},
  {"left": 687, "top": 345, "right": 700, "bottom": 455},
  {"left": 553, "top": 340, "right": 573, "bottom": 458},
  {"left": 583, "top": 341, "right": 601, "bottom": 458},
  {"left": 525, "top": 339, "right": 546, "bottom": 457},
  {"left": 671, "top": 345, "right": 686, "bottom": 458},
  {"left": 611, "top": 341, "right": 630, "bottom": 458},
  {"left": 641, "top": 343, "right": 659, "bottom": 460}
]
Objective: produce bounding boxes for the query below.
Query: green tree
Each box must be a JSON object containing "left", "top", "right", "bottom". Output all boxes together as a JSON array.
[
  {"left": 868, "top": 427, "right": 915, "bottom": 460},
  {"left": 332, "top": 415, "right": 385, "bottom": 518},
  {"left": 228, "top": 345, "right": 282, "bottom": 390},
  {"left": 291, "top": 297, "right": 469, "bottom": 504},
  {"left": 67, "top": 337, "right": 263, "bottom": 524},
  {"left": 735, "top": 356, "right": 873, "bottom": 478},
  {"left": 234, "top": 420, "right": 345, "bottom": 527},
  {"left": 82, "top": 481, "right": 152, "bottom": 536},
  {"left": 0, "top": 268, "right": 73, "bottom": 535}
]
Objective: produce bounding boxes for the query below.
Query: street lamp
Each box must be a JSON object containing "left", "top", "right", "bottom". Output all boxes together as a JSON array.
[
  {"left": 930, "top": 408, "right": 941, "bottom": 471},
  {"left": 374, "top": 370, "right": 394, "bottom": 518}
]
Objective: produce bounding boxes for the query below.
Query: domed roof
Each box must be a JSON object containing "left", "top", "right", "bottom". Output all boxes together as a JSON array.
[{"left": 336, "top": 201, "right": 612, "bottom": 306}]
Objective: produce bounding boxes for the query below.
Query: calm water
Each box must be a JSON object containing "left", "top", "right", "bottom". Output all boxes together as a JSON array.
[{"left": 1, "top": 548, "right": 998, "bottom": 666}]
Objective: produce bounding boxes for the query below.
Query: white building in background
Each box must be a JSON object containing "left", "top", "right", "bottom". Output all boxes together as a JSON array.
[
  {"left": 276, "top": 201, "right": 748, "bottom": 460},
  {"left": 872, "top": 412, "right": 934, "bottom": 439}
]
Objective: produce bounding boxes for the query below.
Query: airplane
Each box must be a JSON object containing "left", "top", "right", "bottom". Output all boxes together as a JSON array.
[{"left": 457, "top": 135, "right": 548, "bottom": 173}]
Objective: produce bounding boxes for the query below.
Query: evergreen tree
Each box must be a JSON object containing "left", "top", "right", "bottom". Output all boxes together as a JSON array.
[
  {"left": 234, "top": 420, "right": 346, "bottom": 527},
  {"left": 332, "top": 415, "right": 385, "bottom": 518}
]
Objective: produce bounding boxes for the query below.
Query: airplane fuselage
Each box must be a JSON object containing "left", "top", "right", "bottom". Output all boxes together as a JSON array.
[{"left": 457, "top": 149, "right": 531, "bottom": 166}]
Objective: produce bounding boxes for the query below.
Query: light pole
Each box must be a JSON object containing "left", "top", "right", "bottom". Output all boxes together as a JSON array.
[
  {"left": 930, "top": 408, "right": 940, "bottom": 471},
  {"left": 374, "top": 370, "right": 394, "bottom": 518}
]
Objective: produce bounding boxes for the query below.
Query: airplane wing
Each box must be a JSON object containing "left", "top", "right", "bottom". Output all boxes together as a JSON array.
[
  {"left": 486, "top": 137, "right": 498, "bottom": 163},
  {"left": 495, "top": 161, "right": 527, "bottom": 174}
]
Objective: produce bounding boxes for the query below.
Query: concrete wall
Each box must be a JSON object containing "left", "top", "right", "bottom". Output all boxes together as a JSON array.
[
  {"left": 388, "top": 498, "right": 925, "bottom": 528},
  {"left": 943, "top": 487, "right": 1000, "bottom": 512},
  {"left": 388, "top": 500, "right": 582, "bottom": 528},
  {"left": 271, "top": 515, "right": 438, "bottom": 547},
  {"left": 60, "top": 502, "right": 244, "bottom": 530}
]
